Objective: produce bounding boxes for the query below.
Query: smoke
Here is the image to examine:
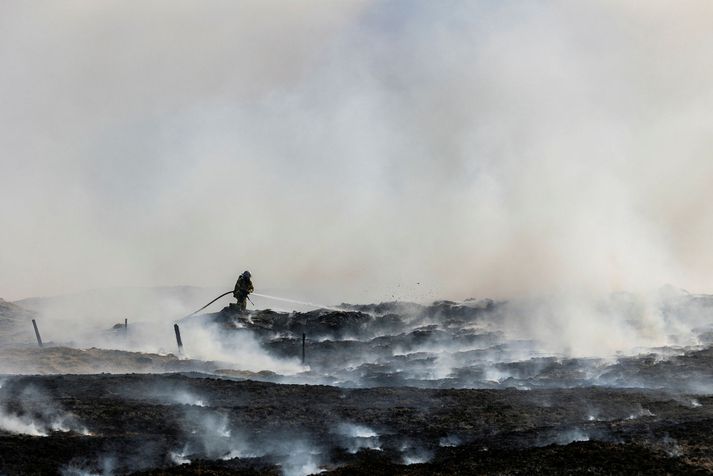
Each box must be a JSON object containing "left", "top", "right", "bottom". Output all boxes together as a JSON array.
[
  {"left": 439, "top": 435, "right": 462, "bottom": 447},
  {"left": 179, "top": 409, "right": 242, "bottom": 459},
  {"left": 176, "top": 318, "right": 304, "bottom": 374},
  {"left": 61, "top": 458, "right": 115, "bottom": 476},
  {"left": 0, "top": 379, "right": 90, "bottom": 436},
  {"left": 4, "top": 289, "right": 304, "bottom": 375},
  {"left": 2, "top": 1, "right": 713, "bottom": 306},
  {"left": 626, "top": 405, "right": 655, "bottom": 420},
  {"left": 125, "top": 380, "right": 210, "bottom": 407},
  {"left": 172, "top": 404, "right": 326, "bottom": 476},
  {"left": 401, "top": 442, "right": 433, "bottom": 465},
  {"left": 336, "top": 423, "right": 381, "bottom": 453},
  {"left": 550, "top": 428, "right": 590, "bottom": 446},
  {"left": 172, "top": 391, "right": 206, "bottom": 407},
  {"left": 272, "top": 439, "right": 325, "bottom": 476},
  {"left": 0, "top": 408, "right": 47, "bottom": 436}
]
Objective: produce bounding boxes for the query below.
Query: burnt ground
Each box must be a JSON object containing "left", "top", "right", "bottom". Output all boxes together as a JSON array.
[
  {"left": 1, "top": 373, "right": 713, "bottom": 475},
  {"left": 4, "top": 293, "right": 713, "bottom": 474},
  {"left": 203, "top": 296, "right": 713, "bottom": 392}
]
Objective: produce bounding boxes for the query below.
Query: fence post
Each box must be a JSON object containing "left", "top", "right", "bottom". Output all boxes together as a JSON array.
[
  {"left": 32, "top": 319, "right": 43, "bottom": 348},
  {"left": 174, "top": 324, "right": 183, "bottom": 354}
]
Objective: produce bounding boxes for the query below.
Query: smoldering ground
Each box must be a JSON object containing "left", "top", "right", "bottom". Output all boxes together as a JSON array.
[
  {"left": 0, "top": 287, "right": 305, "bottom": 375},
  {"left": 0, "top": 290, "right": 713, "bottom": 474},
  {"left": 2, "top": 373, "right": 713, "bottom": 475},
  {"left": 3, "top": 1, "right": 713, "bottom": 475},
  {"left": 1, "top": 0, "right": 713, "bottom": 380},
  {"left": 0, "top": 378, "right": 90, "bottom": 437},
  {"left": 4, "top": 286, "right": 713, "bottom": 392},
  {"left": 3, "top": 295, "right": 713, "bottom": 474}
]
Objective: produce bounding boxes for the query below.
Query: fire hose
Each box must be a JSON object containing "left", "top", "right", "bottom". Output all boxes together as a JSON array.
[
  {"left": 184, "top": 290, "right": 233, "bottom": 318},
  {"left": 184, "top": 290, "right": 256, "bottom": 318},
  {"left": 183, "top": 290, "right": 342, "bottom": 320}
]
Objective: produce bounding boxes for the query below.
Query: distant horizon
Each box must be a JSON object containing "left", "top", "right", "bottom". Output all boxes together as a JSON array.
[{"left": 7, "top": 281, "right": 704, "bottom": 307}]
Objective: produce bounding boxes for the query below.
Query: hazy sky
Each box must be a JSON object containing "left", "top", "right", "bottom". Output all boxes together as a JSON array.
[{"left": 2, "top": 1, "right": 713, "bottom": 302}]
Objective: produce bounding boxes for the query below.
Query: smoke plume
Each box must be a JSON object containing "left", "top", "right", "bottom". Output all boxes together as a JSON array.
[{"left": 1, "top": 2, "right": 713, "bottom": 310}]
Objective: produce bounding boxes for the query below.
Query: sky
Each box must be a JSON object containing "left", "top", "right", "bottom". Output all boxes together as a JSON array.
[{"left": 2, "top": 1, "right": 713, "bottom": 303}]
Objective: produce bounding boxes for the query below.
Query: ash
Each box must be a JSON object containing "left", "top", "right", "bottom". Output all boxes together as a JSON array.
[{"left": 3, "top": 294, "right": 713, "bottom": 475}]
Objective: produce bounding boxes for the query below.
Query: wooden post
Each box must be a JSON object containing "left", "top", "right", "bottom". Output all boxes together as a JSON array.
[
  {"left": 174, "top": 324, "right": 183, "bottom": 354},
  {"left": 302, "top": 332, "right": 306, "bottom": 364},
  {"left": 32, "top": 319, "right": 43, "bottom": 348}
]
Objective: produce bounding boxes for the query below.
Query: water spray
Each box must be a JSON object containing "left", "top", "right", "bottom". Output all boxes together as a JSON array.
[
  {"left": 251, "top": 293, "right": 343, "bottom": 312},
  {"left": 180, "top": 290, "right": 345, "bottom": 322}
]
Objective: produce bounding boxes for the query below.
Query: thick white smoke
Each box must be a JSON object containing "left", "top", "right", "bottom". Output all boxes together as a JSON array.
[
  {"left": 0, "top": 379, "right": 90, "bottom": 436},
  {"left": 1, "top": 2, "right": 713, "bottom": 315}
]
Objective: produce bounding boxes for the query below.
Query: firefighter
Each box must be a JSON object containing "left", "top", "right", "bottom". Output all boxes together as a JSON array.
[{"left": 233, "top": 270, "right": 254, "bottom": 312}]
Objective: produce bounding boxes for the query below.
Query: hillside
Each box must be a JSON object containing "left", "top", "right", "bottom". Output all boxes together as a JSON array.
[{"left": 0, "top": 298, "right": 35, "bottom": 344}]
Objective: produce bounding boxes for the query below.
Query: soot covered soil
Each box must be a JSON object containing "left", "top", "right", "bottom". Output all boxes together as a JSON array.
[{"left": 1, "top": 374, "right": 713, "bottom": 475}]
